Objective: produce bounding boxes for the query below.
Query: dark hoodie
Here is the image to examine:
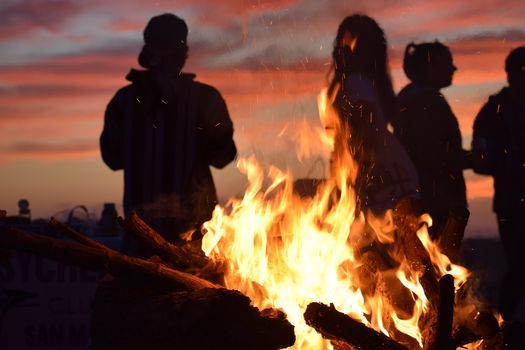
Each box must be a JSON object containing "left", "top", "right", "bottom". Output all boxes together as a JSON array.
[
  {"left": 395, "top": 83, "right": 467, "bottom": 230},
  {"left": 473, "top": 87, "right": 525, "bottom": 215},
  {"left": 100, "top": 69, "right": 237, "bottom": 241}
]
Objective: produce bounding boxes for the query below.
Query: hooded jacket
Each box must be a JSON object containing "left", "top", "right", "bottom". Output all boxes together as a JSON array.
[
  {"left": 100, "top": 69, "right": 237, "bottom": 239},
  {"left": 472, "top": 87, "right": 525, "bottom": 215},
  {"left": 396, "top": 83, "right": 467, "bottom": 218}
]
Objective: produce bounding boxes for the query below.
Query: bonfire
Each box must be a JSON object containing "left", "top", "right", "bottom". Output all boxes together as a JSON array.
[
  {"left": 200, "top": 89, "right": 500, "bottom": 349},
  {"left": 0, "top": 89, "right": 502, "bottom": 349}
]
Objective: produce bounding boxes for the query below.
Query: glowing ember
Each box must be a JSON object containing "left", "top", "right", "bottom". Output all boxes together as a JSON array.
[{"left": 201, "top": 89, "right": 478, "bottom": 349}]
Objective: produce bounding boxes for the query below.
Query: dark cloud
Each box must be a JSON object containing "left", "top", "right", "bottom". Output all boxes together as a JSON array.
[
  {"left": 0, "top": 40, "right": 139, "bottom": 79},
  {"left": 0, "top": 0, "right": 83, "bottom": 39},
  {"left": 448, "top": 29, "right": 525, "bottom": 55}
]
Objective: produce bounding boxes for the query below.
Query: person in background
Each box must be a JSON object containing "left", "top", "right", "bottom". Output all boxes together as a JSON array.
[
  {"left": 472, "top": 46, "right": 525, "bottom": 338},
  {"left": 327, "top": 16, "right": 422, "bottom": 325},
  {"left": 100, "top": 14, "right": 237, "bottom": 253},
  {"left": 395, "top": 41, "right": 470, "bottom": 260},
  {"left": 328, "top": 14, "right": 419, "bottom": 217}
]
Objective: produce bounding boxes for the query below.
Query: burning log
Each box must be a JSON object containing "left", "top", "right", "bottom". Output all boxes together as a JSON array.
[
  {"left": 448, "top": 278, "right": 500, "bottom": 346},
  {"left": 91, "top": 279, "right": 295, "bottom": 350},
  {"left": 354, "top": 243, "right": 393, "bottom": 297},
  {"left": 119, "top": 211, "right": 211, "bottom": 270},
  {"left": 293, "top": 178, "right": 324, "bottom": 198},
  {"left": 119, "top": 211, "right": 225, "bottom": 282},
  {"left": 393, "top": 198, "right": 439, "bottom": 305},
  {"left": 451, "top": 310, "right": 500, "bottom": 347},
  {"left": 0, "top": 225, "right": 217, "bottom": 291},
  {"left": 430, "top": 274, "right": 455, "bottom": 350},
  {"left": 356, "top": 245, "right": 416, "bottom": 318},
  {"left": 391, "top": 198, "right": 441, "bottom": 349},
  {"left": 438, "top": 209, "right": 469, "bottom": 264},
  {"left": 304, "top": 302, "right": 409, "bottom": 350}
]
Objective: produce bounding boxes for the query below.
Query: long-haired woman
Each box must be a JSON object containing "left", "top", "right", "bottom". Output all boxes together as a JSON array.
[{"left": 327, "top": 14, "right": 419, "bottom": 216}]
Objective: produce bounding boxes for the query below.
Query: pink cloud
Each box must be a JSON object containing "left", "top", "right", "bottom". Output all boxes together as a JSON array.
[
  {"left": 197, "top": 67, "right": 325, "bottom": 106},
  {"left": 100, "top": 0, "right": 301, "bottom": 31},
  {"left": 0, "top": 2, "right": 523, "bottom": 187},
  {"left": 375, "top": 0, "right": 525, "bottom": 39},
  {"left": 107, "top": 18, "right": 144, "bottom": 33}
]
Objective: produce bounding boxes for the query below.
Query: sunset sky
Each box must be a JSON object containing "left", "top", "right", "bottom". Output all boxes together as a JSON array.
[{"left": 1, "top": 0, "right": 524, "bottom": 238}]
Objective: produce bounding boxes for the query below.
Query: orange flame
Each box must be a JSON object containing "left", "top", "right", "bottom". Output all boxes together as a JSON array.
[
  {"left": 416, "top": 214, "right": 470, "bottom": 290},
  {"left": 201, "top": 88, "right": 475, "bottom": 349}
]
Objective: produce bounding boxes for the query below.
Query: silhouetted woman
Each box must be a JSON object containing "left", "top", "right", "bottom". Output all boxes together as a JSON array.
[
  {"left": 396, "top": 42, "right": 469, "bottom": 254},
  {"left": 328, "top": 14, "right": 419, "bottom": 216}
]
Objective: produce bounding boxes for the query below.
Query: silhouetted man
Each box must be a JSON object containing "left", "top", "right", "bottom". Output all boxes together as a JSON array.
[
  {"left": 100, "top": 14, "right": 237, "bottom": 251},
  {"left": 472, "top": 47, "right": 525, "bottom": 334}
]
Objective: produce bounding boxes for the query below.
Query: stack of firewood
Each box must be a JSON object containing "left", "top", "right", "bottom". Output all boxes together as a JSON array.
[
  {"left": 0, "top": 209, "right": 503, "bottom": 349},
  {"left": 0, "top": 212, "right": 295, "bottom": 350},
  {"left": 301, "top": 199, "right": 503, "bottom": 349}
]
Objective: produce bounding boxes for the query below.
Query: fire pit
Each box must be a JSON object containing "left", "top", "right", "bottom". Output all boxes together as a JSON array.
[{"left": 0, "top": 206, "right": 501, "bottom": 349}]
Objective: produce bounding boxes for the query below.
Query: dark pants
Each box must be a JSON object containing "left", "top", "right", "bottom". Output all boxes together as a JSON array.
[{"left": 498, "top": 212, "right": 525, "bottom": 322}]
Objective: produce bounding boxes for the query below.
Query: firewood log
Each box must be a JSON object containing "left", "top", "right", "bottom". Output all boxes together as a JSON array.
[
  {"left": 120, "top": 211, "right": 209, "bottom": 270},
  {"left": 354, "top": 247, "right": 393, "bottom": 297},
  {"left": 438, "top": 209, "right": 469, "bottom": 264},
  {"left": 451, "top": 278, "right": 500, "bottom": 347},
  {"left": 452, "top": 310, "right": 500, "bottom": 347},
  {"left": 393, "top": 198, "right": 439, "bottom": 306},
  {"left": 91, "top": 278, "right": 296, "bottom": 350},
  {"left": 121, "top": 212, "right": 225, "bottom": 283},
  {"left": 430, "top": 274, "right": 455, "bottom": 350},
  {"left": 304, "top": 302, "right": 409, "bottom": 350},
  {"left": 0, "top": 225, "right": 217, "bottom": 291},
  {"left": 293, "top": 178, "right": 324, "bottom": 198},
  {"left": 49, "top": 217, "right": 110, "bottom": 251},
  {"left": 392, "top": 198, "right": 442, "bottom": 350}
]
